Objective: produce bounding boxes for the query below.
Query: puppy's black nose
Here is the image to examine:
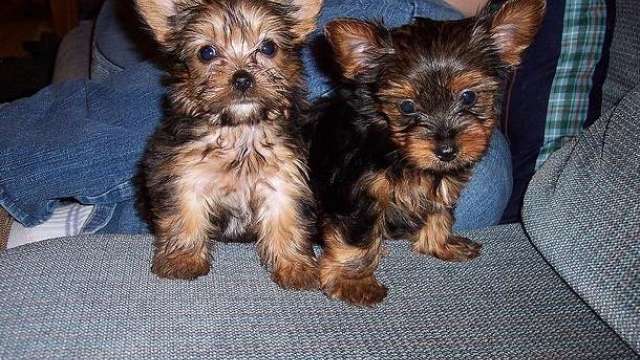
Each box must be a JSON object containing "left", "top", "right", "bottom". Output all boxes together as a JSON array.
[
  {"left": 232, "top": 70, "right": 254, "bottom": 93},
  {"left": 435, "top": 141, "right": 458, "bottom": 162}
]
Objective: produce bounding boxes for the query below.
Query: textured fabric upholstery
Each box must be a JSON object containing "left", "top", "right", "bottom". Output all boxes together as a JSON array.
[
  {"left": 522, "top": 86, "right": 640, "bottom": 352},
  {"left": 600, "top": 0, "right": 640, "bottom": 112},
  {"left": 0, "top": 225, "right": 634, "bottom": 359}
]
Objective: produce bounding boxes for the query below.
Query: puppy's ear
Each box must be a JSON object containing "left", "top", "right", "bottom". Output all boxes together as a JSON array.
[
  {"left": 324, "top": 19, "right": 393, "bottom": 81},
  {"left": 135, "top": 0, "right": 183, "bottom": 45},
  {"left": 274, "top": 0, "right": 324, "bottom": 42},
  {"left": 486, "top": 0, "right": 546, "bottom": 66}
]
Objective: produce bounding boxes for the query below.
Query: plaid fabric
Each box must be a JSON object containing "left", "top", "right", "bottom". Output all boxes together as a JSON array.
[{"left": 536, "top": 0, "right": 608, "bottom": 168}]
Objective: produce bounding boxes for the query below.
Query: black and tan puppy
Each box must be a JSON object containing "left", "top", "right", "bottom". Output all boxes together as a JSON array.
[
  {"left": 137, "top": 0, "right": 323, "bottom": 290},
  {"left": 310, "top": 0, "right": 545, "bottom": 306}
]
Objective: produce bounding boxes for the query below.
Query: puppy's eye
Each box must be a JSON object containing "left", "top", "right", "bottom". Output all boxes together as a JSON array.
[
  {"left": 461, "top": 90, "right": 477, "bottom": 107},
  {"left": 399, "top": 100, "right": 416, "bottom": 114},
  {"left": 259, "top": 40, "right": 277, "bottom": 57},
  {"left": 199, "top": 46, "right": 218, "bottom": 62}
]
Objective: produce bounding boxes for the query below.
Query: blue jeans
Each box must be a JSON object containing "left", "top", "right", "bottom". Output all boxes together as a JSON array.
[{"left": 0, "top": 0, "right": 511, "bottom": 234}]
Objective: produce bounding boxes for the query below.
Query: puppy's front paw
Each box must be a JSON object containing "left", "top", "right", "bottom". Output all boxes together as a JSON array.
[
  {"left": 322, "top": 274, "right": 388, "bottom": 307},
  {"left": 152, "top": 251, "right": 210, "bottom": 280},
  {"left": 421, "top": 235, "right": 481, "bottom": 262},
  {"left": 272, "top": 261, "right": 320, "bottom": 290}
]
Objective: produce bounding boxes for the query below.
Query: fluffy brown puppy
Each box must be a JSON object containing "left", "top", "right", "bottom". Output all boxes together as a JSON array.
[
  {"left": 310, "top": 0, "right": 545, "bottom": 306},
  {"left": 137, "top": 0, "right": 323, "bottom": 290}
]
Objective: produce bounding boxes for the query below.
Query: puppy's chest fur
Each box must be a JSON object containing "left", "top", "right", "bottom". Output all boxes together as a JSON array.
[
  {"left": 364, "top": 170, "right": 467, "bottom": 234},
  {"left": 169, "top": 122, "right": 306, "bottom": 239}
]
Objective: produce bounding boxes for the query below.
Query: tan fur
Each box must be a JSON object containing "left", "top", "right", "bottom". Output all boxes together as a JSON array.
[
  {"left": 404, "top": 137, "right": 438, "bottom": 168},
  {"left": 136, "top": 0, "right": 322, "bottom": 122},
  {"left": 434, "top": 175, "right": 466, "bottom": 207},
  {"left": 273, "top": 0, "right": 324, "bottom": 41},
  {"left": 489, "top": 0, "right": 546, "bottom": 66},
  {"left": 456, "top": 123, "right": 493, "bottom": 164},
  {"left": 324, "top": 19, "right": 393, "bottom": 80},
  {"left": 313, "top": 1, "right": 543, "bottom": 306},
  {"left": 140, "top": 0, "right": 323, "bottom": 289},
  {"left": 378, "top": 79, "right": 417, "bottom": 100},
  {"left": 365, "top": 170, "right": 464, "bottom": 217},
  {"left": 365, "top": 172, "right": 432, "bottom": 214},
  {"left": 152, "top": 245, "right": 211, "bottom": 280},
  {"left": 254, "top": 154, "right": 319, "bottom": 290},
  {"left": 151, "top": 120, "right": 317, "bottom": 288},
  {"left": 137, "top": 0, "right": 322, "bottom": 47},
  {"left": 175, "top": 123, "right": 300, "bottom": 222},
  {"left": 449, "top": 70, "right": 490, "bottom": 94},
  {"left": 412, "top": 210, "right": 451, "bottom": 255},
  {"left": 319, "top": 167, "right": 480, "bottom": 305},
  {"left": 168, "top": 4, "right": 304, "bottom": 120},
  {"left": 366, "top": 172, "right": 393, "bottom": 205},
  {"left": 320, "top": 169, "right": 460, "bottom": 306},
  {"left": 152, "top": 196, "right": 212, "bottom": 279},
  {"left": 375, "top": 69, "right": 500, "bottom": 172},
  {"left": 319, "top": 222, "right": 387, "bottom": 306},
  {"left": 412, "top": 210, "right": 481, "bottom": 261},
  {"left": 134, "top": 0, "right": 188, "bottom": 44},
  {"left": 379, "top": 70, "right": 498, "bottom": 171}
]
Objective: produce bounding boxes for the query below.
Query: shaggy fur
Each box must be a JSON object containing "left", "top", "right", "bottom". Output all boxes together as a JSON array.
[
  {"left": 137, "top": 0, "right": 323, "bottom": 290},
  {"left": 310, "top": 0, "right": 545, "bottom": 306}
]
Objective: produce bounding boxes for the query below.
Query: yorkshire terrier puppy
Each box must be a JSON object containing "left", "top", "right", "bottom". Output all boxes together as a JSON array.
[
  {"left": 137, "top": 0, "right": 323, "bottom": 290},
  {"left": 310, "top": 0, "right": 545, "bottom": 305}
]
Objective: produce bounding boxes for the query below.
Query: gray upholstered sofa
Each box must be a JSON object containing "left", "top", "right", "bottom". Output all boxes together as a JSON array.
[{"left": 0, "top": 1, "right": 638, "bottom": 359}]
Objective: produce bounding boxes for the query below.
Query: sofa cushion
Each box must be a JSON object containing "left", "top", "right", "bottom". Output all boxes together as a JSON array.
[
  {"left": 523, "top": 86, "right": 640, "bottom": 352},
  {"left": 600, "top": 0, "right": 640, "bottom": 112},
  {"left": 0, "top": 225, "right": 634, "bottom": 359}
]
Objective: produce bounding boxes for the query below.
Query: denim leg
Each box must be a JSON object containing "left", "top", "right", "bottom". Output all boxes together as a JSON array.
[
  {"left": 453, "top": 130, "right": 513, "bottom": 231},
  {"left": 97, "top": 197, "right": 150, "bottom": 234},
  {"left": 92, "top": 0, "right": 150, "bottom": 80},
  {"left": 0, "top": 62, "right": 165, "bottom": 233}
]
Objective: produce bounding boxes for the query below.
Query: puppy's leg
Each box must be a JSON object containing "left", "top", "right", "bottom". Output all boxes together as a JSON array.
[
  {"left": 256, "top": 183, "right": 318, "bottom": 290},
  {"left": 412, "top": 209, "right": 481, "bottom": 261},
  {"left": 319, "top": 220, "right": 387, "bottom": 307},
  {"left": 151, "top": 189, "right": 214, "bottom": 280}
]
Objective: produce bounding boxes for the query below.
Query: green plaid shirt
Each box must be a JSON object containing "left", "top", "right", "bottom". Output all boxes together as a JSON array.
[{"left": 536, "top": 0, "right": 608, "bottom": 168}]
